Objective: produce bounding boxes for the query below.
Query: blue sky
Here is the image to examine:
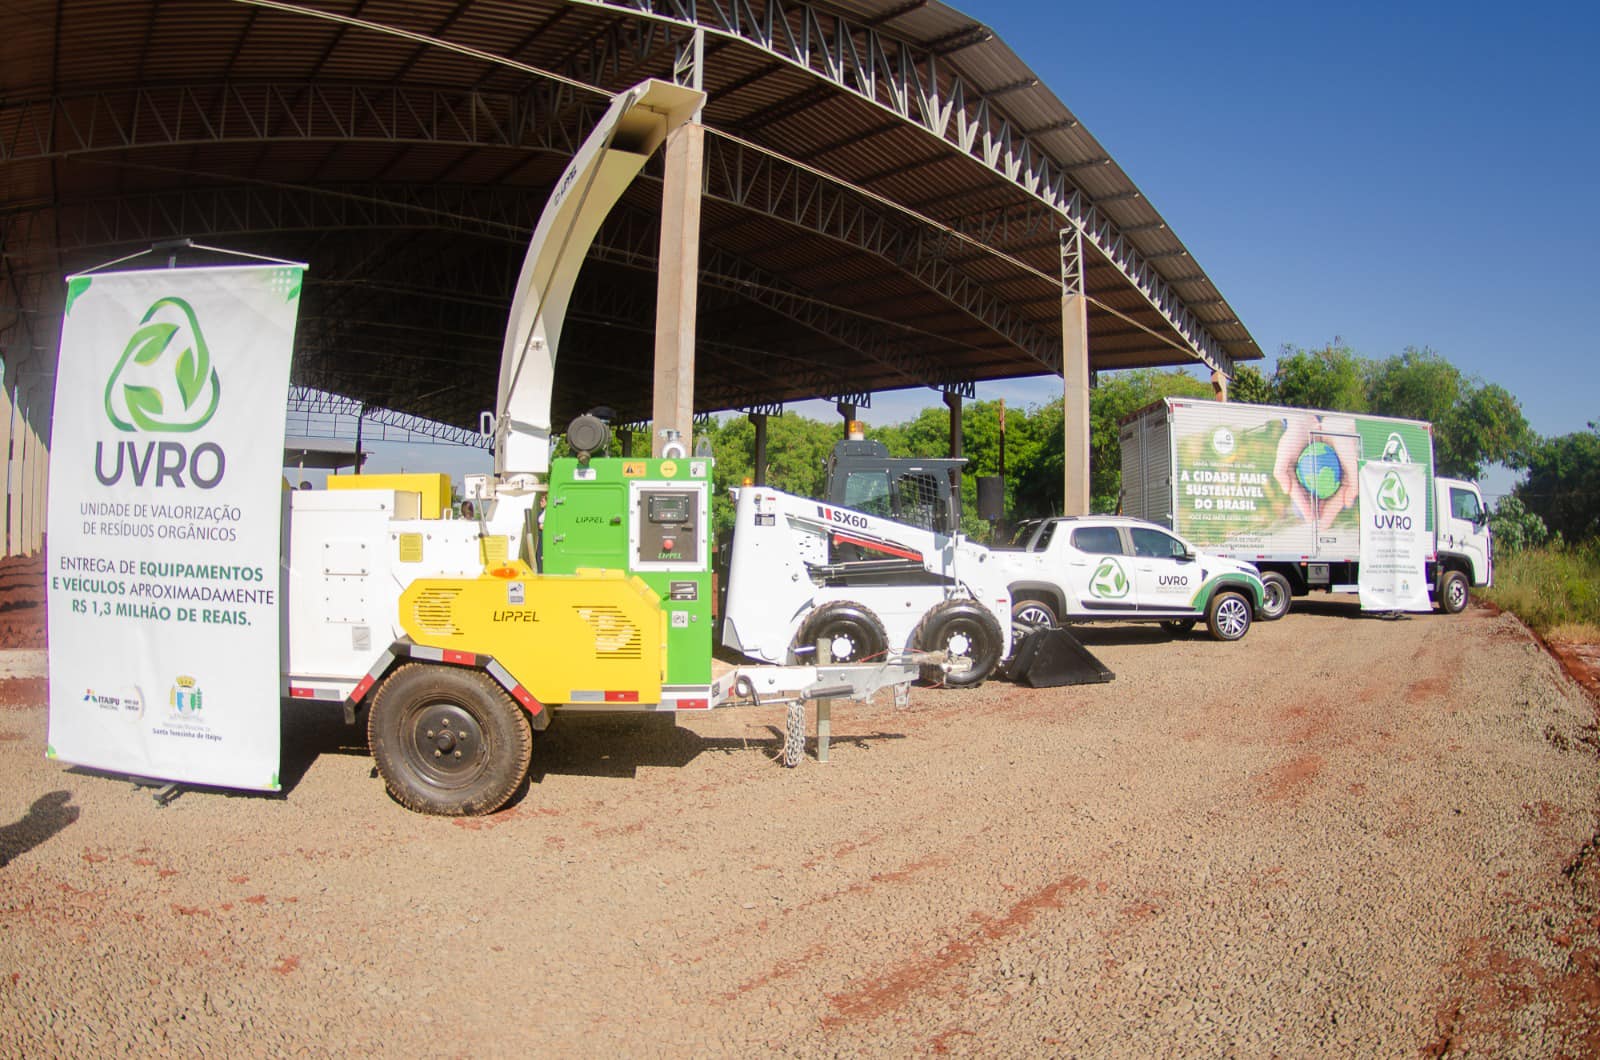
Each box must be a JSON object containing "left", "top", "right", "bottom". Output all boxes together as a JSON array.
[{"left": 361, "top": 1, "right": 1597, "bottom": 493}]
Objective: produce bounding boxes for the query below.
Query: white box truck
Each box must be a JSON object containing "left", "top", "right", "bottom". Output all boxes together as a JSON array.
[{"left": 1119, "top": 398, "right": 1493, "bottom": 618}]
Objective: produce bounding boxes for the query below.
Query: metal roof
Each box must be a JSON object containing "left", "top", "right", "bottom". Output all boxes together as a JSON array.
[{"left": 1, "top": 0, "right": 1262, "bottom": 436}]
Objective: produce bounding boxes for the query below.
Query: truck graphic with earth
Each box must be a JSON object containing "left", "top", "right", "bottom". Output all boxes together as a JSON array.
[{"left": 1119, "top": 398, "right": 1492, "bottom": 618}]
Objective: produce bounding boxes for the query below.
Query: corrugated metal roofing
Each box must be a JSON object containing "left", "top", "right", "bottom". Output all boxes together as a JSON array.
[{"left": 1, "top": 0, "right": 1261, "bottom": 432}]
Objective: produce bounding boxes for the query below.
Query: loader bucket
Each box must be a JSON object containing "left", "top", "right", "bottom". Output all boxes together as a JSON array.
[{"left": 1007, "top": 627, "right": 1115, "bottom": 688}]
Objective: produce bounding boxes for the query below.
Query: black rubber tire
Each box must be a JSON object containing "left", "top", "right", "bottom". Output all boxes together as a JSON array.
[
  {"left": 1438, "top": 569, "right": 1469, "bottom": 615},
  {"left": 794, "top": 601, "right": 889, "bottom": 664},
  {"left": 914, "top": 599, "right": 1004, "bottom": 688},
  {"left": 1161, "top": 619, "right": 1197, "bottom": 636},
  {"left": 1258, "top": 572, "right": 1292, "bottom": 621},
  {"left": 1205, "top": 590, "right": 1253, "bottom": 642},
  {"left": 1011, "top": 597, "right": 1059, "bottom": 633},
  {"left": 367, "top": 663, "right": 533, "bottom": 817}
]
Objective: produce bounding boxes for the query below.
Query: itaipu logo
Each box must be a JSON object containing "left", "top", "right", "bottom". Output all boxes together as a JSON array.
[
  {"left": 1089, "top": 557, "right": 1130, "bottom": 599},
  {"left": 1377, "top": 470, "right": 1411, "bottom": 512},
  {"left": 1210, "top": 427, "right": 1235, "bottom": 456},
  {"left": 105, "top": 297, "right": 221, "bottom": 432}
]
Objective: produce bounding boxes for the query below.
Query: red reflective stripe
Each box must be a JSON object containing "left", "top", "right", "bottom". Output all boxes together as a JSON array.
[
  {"left": 442, "top": 649, "right": 475, "bottom": 666},
  {"left": 675, "top": 699, "right": 709, "bottom": 710},
  {"left": 289, "top": 687, "right": 315, "bottom": 699},
  {"left": 511, "top": 685, "right": 544, "bottom": 715},
  {"left": 604, "top": 690, "right": 639, "bottom": 703},
  {"left": 831, "top": 532, "right": 922, "bottom": 562},
  {"left": 350, "top": 675, "right": 375, "bottom": 702}
]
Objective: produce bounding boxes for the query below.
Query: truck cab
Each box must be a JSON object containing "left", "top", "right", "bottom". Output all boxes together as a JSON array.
[{"left": 1434, "top": 476, "right": 1493, "bottom": 612}]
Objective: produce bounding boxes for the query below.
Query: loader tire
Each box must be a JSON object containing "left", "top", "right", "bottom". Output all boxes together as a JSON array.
[
  {"left": 795, "top": 601, "right": 888, "bottom": 664},
  {"left": 914, "top": 599, "right": 1004, "bottom": 689},
  {"left": 368, "top": 663, "right": 532, "bottom": 817}
]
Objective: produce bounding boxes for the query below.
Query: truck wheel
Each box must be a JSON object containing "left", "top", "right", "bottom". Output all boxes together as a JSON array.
[
  {"left": 795, "top": 601, "right": 888, "bottom": 664},
  {"left": 1258, "top": 572, "right": 1292, "bottom": 621},
  {"left": 367, "top": 664, "right": 533, "bottom": 817},
  {"left": 1205, "top": 591, "right": 1252, "bottom": 642},
  {"left": 1438, "top": 569, "right": 1469, "bottom": 614},
  {"left": 914, "top": 600, "right": 1003, "bottom": 688},
  {"left": 1011, "top": 598, "right": 1058, "bottom": 633},
  {"left": 1161, "top": 619, "right": 1197, "bottom": 636}
]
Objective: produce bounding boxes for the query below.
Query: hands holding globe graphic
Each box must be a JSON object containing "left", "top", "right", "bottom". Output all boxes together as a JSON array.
[{"left": 1272, "top": 414, "right": 1360, "bottom": 531}]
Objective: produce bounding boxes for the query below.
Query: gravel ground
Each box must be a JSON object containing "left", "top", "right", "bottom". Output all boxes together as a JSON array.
[{"left": 2, "top": 596, "right": 1598, "bottom": 1055}]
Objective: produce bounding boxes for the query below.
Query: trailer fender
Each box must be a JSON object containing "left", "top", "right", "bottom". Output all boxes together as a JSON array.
[{"left": 343, "top": 640, "right": 550, "bottom": 731}]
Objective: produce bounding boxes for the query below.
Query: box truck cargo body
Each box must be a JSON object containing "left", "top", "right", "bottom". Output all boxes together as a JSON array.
[{"left": 1120, "top": 398, "right": 1492, "bottom": 617}]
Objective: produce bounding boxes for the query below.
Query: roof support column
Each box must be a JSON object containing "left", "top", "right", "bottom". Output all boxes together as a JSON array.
[
  {"left": 651, "top": 120, "right": 705, "bottom": 456},
  {"left": 8, "top": 385, "right": 25, "bottom": 556},
  {"left": 1060, "top": 226, "right": 1091, "bottom": 517},
  {"left": 944, "top": 391, "right": 964, "bottom": 460},
  {"left": 748, "top": 412, "right": 768, "bottom": 486},
  {"left": 1211, "top": 369, "right": 1228, "bottom": 402}
]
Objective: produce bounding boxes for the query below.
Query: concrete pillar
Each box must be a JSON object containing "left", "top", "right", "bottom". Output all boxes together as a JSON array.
[
  {"left": 8, "top": 389, "right": 24, "bottom": 556},
  {"left": 651, "top": 122, "right": 705, "bottom": 456},
  {"left": 29, "top": 416, "right": 45, "bottom": 553},
  {"left": 1060, "top": 227, "right": 1091, "bottom": 516},
  {"left": 836, "top": 402, "right": 855, "bottom": 438},
  {"left": 944, "top": 392, "right": 963, "bottom": 460},
  {"left": 749, "top": 412, "right": 768, "bottom": 486},
  {"left": 1211, "top": 369, "right": 1228, "bottom": 402},
  {"left": 0, "top": 380, "right": 13, "bottom": 557}
]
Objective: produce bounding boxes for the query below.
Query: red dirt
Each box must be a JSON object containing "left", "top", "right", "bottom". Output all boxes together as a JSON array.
[{"left": 0, "top": 552, "right": 46, "bottom": 649}]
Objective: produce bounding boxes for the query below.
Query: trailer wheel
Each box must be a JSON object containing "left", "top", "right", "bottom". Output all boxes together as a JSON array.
[
  {"left": 1161, "top": 619, "right": 1197, "bottom": 636},
  {"left": 1205, "top": 590, "right": 1252, "bottom": 642},
  {"left": 367, "top": 664, "right": 532, "bottom": 817},
  {"left": 1011, "top": 598, "right": 1058, "bottom": 633},
  {"left": 1258, "top": 572, "right": 1292, "bottom": 621},
  {"left": 795, "top": 601, "right": 888, "bottom": 664},
  {"left": 1438, "top": 569, "right": 1469, "bottom": 614},
  {"left": 914, "top": 600, "right": 1004, "bottom": 688}
]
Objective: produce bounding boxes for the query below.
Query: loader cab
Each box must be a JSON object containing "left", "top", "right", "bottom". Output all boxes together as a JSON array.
[{"left": 824, "top": 438, "right": 963, "bottom": 536}]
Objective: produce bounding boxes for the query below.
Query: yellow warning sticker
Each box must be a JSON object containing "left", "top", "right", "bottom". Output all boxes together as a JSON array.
[
  {"left": 623, "top": 461, "right": 647, "bottom": 477},
  {"left": 397, "top": 533, "right": 423, "bottom": 563},
  {"left": 660, "top": 460, "right": 678, "bottom": 478}
]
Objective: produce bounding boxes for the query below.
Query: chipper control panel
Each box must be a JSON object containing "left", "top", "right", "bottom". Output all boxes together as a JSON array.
[{"left": 543, "top": 457, "right": 713, "bottom": 687}]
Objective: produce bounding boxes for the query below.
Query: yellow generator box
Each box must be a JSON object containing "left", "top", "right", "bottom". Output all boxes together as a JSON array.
[
  {"left": 326, "top": 472, "right": 453, "bottom": 519},
  {"left": 399, "top": 566, "right": 663, "bottom": 707}
]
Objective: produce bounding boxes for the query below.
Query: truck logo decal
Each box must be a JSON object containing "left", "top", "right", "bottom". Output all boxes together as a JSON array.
[
  {"left": 1089, "top": 557, "right": 1130, "bottom": 599},
  {"left": 1211, "top": 427, "right": 1234, "bottom": 456},
  {"left": 1380, "top": 432, "right": 1412, "bottom": 463}
]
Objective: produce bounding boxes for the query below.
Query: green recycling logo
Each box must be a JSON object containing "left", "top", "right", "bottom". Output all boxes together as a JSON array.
[
  {"left": 1376, "top": 470, "right": 1410, "bottom": 512},
  {"left": 103, "top": 296, "right": 221, "bottom": 432},
  {"left": 1089, "top": 557, "right": 1130, "bottom": 599}
]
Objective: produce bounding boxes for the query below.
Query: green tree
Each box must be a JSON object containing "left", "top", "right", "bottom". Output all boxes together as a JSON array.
[
  {"left": 1269, "top": 341, "right": 1368, "bottom": 411},
  {"left": 1488, "top": 495, "right": 1549, "bottom": 552},
  {"left": 1365, "top": 347, "right": 1530, "bottom": 479},
  {"left": 1515, "top": 425, "right": 1600, "bottom": 543},
  {"left": 1228, "top": 363, "right": 1272, "bottom": 404}
]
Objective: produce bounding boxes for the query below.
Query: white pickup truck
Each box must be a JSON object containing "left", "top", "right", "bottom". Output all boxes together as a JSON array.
[{"left": 996, "top": 515, "right": 1267, "bottom": 642}]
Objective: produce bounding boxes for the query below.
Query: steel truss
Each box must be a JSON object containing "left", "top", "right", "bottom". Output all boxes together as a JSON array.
[
  {"left": 285, "top": 386, "right": 489, "bottom": 448},
  {"left": 578, "top": 0, "right": 1231, "bottom": 375}
]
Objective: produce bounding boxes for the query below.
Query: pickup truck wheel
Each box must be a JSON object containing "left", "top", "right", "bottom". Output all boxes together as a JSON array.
[
  {"left": 1205, "top": 591, "right": 1252, "bottom": 642},
  {"left": 1258, "top": 572, "right": 1292, "bottom": 621},
  {"left": 368, "top": 664, "right": 532, "bottom": 817},
  {"left": 914, "top": 600, "right": 1003, "bottom": 689},
  {"left": 1161, "top": 619, "right": 1197, "bottom": 636},
  {"left": 1011, "top": 598, "right": 1058, "bottom": 633},
  {"left": 795, "top": 602, "right": 888, "bottom": 663},
  {"left": 1438, "top": 569, "right": 1469, "bottom": 614}
]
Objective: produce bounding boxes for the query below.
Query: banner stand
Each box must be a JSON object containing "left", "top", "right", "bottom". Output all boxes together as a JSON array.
[{"left": 127, "top": 775, "right": 183, "bottom": 807}]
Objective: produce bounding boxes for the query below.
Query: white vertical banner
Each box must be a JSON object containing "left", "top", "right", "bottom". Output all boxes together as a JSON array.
[
  {"left": 46, "top": 263, "right": 304, "bottom": 790},
  {"left": 1357, "top": 461, "right": 1431, "bottom": 612}
]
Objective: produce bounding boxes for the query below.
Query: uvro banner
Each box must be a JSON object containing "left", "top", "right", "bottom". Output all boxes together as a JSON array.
[
  {"left": 1357, "top": 461, "right": 1431, "bottom": 612},
  {"left": 46, "top": 263, "right": 303, "bottom": 790}
]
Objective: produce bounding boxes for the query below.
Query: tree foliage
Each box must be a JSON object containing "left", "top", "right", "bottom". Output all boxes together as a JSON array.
[
  {"left": 1514, "top": 424, "right": 1600, "bottom": 543},
  {"left": 1268, "top": 342, "right": 1368, "bottom": 412}
]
